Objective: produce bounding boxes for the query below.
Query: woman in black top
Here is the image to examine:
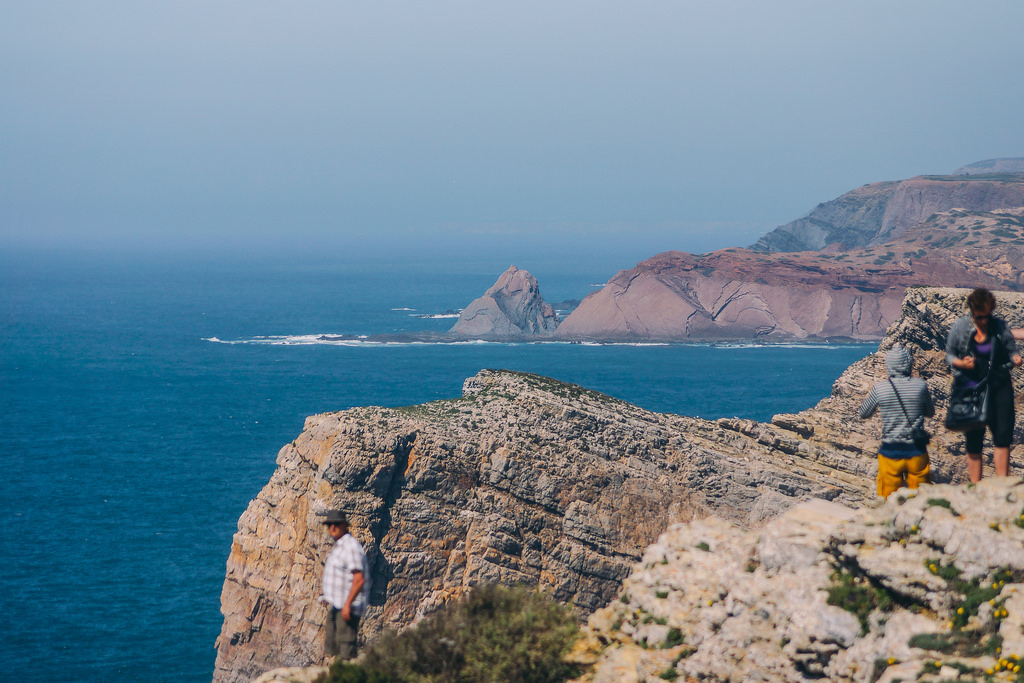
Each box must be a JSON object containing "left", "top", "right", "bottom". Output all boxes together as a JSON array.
[{"left": 946, "top": 288, "right": 1023, "bottom": 481}]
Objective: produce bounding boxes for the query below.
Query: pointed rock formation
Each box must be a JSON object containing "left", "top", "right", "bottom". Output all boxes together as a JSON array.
[{"left": 449, "top": 265, "right": 559, "bottom": 338}]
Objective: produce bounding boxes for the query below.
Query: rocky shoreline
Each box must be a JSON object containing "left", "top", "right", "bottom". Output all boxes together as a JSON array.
[{"left": 215, "top": 287, "right": 1024, "bottom": 683}]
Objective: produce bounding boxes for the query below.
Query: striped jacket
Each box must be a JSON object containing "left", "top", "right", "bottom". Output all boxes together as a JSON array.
[{"left": 859, "top": 346, "right": 934, "bottom": 446}]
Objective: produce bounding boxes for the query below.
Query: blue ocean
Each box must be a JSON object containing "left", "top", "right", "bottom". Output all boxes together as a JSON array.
[{"left": 0, "top": 249, "right": 874, "bottom": 683}]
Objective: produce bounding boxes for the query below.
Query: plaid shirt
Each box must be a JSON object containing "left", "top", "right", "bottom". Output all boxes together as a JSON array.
[{"left": 320, "top": 533, "right": 369, "bottom": 613}]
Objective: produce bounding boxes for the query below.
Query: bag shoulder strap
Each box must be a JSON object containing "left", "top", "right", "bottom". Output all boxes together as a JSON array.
[{"left": 887, "top": 378, "right": 914, "bottom": 424}]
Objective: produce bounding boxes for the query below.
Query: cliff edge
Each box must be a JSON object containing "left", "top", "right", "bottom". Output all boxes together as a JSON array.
[{"left": 215, "top": 287, "right": 1024, "bottom": 683}]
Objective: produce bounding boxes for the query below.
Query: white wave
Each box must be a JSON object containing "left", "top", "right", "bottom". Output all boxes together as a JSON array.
[
  {"left": 391, "top": 307, "right": 416, "bottom": 311},
  {"left": 203, "top": 335, "right": 872, "bottom": 349},
  {"left": 412, "top": 313, "right": 461, "bottom": 319},
  {"left": 699, "top": 342, "right": 874, "bottom": 350}
]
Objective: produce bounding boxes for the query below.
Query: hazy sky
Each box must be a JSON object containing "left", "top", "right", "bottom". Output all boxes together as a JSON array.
[{"left": 3, "top": 1, "right": 1023, "bottom": 262}]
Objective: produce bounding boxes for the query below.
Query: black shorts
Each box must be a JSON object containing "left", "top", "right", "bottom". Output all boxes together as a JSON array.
[{"left": 965, "top": 381, "right": 1015, "bottom": 451}]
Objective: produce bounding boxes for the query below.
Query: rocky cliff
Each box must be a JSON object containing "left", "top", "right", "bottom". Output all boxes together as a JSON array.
[
  {"left": 212, "top": 370, "right": 876, "bottom": 683},
  {"left": 215, "top": 287, "right": 1024, "bottom": 683},
  {"left": 752, "top": 174, "right": 1024, "bottom": 253},
  {"left": 555, "top": 208, "right": 1024, "bottom": 341},
  {"left": 575, "top": 481, "right": 1024, "bottom": 683},
  {"left": 449, "top": 265, "right": 558, "bottom": 338}
]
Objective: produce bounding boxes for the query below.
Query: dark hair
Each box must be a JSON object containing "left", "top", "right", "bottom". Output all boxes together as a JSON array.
[{"left": 967, "top": 287, "right": 996, "bottom": 313}]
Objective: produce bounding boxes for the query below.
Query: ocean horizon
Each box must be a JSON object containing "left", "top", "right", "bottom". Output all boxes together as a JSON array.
[{"left": 0, "top": 248, "right": 875, "bottom": 682}]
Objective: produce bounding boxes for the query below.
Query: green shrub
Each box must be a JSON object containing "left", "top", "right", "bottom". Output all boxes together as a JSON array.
[{"left": 319, "top": 584, "right": 580, "bottom": 683}]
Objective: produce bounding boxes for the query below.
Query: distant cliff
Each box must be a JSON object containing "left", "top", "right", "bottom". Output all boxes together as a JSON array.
[
  {"left": 955, "top": 157, "right": 1024, "bottom": 175},
  {"left": 555, "top": 208, "right": 1024, "bottom": 341},
  {"left": 751, "top": 174, "right": 1024, "bottom": 253},
  {"left": 449, "top": 265, "right": 558, "bottom": 338}
]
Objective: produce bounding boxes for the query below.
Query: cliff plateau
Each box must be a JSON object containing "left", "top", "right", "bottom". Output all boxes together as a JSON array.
[{"left": 216, "top": 287, "right": 1024, "bottom": 683}]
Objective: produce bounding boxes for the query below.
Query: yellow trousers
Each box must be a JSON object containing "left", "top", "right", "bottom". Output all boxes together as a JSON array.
[{"left": 877, "top": 453, "right": 930, "bottom": 498}]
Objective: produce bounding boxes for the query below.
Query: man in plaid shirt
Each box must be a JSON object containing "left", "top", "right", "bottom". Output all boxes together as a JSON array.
[{"left": 318, "top": 510, "right": 369, "bottom": 660}]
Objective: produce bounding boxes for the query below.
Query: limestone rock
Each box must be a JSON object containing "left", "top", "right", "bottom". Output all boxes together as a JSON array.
[
  {"left": 214, "top": 370, "right": 880, "bottom": 682},
  {"left": 575, "top": 479, "right": 1024, "bottom": 683},
  {"left": 450, "top": 265, "right": 559, "bottom": 338},
  {"left": 217, "top": 286, "right": 1024, "bottom": 683}
]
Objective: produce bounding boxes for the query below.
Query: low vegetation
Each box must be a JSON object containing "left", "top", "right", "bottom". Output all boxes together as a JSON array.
[
  {"left": 316, "top": 584, "right": 580, "bottom": 683},
  {"left": 826, "top": 568, "right": 897, "bottom": 634}
]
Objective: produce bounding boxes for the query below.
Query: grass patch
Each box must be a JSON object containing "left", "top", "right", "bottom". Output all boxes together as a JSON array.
[
  {"left": 925, "top": 497, "right": 959, "bottom": 516},
  {"left": 908, "top": 631, "right": 1002, "bottom": 658},
  {"left": 662, "top": 628, "right": 685, "bottom": 649}
]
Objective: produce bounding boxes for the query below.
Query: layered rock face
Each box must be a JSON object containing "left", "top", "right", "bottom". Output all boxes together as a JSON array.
[
  {"left": 214, "top": 372, "right": 885, "bottom": 682},
  {"left": 449, "top": 265, "right": 558, "bottom": 337},
  {"left": 553, "top": 250, "right": 903, "bottom": 341},
  {"left": 752, "top": 174, "right": 1024, "bottom": 253},
  {"left": 215, "top": 287, "right": 1024, "bottom": 683},
  {"left": 556, "top": 209, "right": 1024, "bottom": 341},
  {"left": 577, "top": 480, "right": 1024, "bottom": 683}
]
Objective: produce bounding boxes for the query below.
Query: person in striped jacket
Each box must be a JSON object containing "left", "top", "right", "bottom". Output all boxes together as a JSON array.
[{"left": 859, "top": 346, "right": 935, "bottom": 498}]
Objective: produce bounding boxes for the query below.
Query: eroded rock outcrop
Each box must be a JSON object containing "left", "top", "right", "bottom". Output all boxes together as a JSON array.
[
  {"left": 216, "top": 287, "right": 1024, "bottom": 683},
  {"left": 450, "top": 265, "right": 559, "bottom": 338},
  {"left": 214, "top": 375, "right": 888, "bottom": 681},
  {"left": 575, "top": 479, "right": 1024, "bottom": 683}
]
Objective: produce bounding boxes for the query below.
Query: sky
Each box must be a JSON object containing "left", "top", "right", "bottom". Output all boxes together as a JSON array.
[{"left": 2, "top": 0, "right": 1023, "bottom": 264}]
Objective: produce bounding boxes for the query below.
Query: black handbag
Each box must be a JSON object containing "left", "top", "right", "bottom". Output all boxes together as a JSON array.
[
  {"left": 944, "top": 364, "right": 992, "bottom": 432},
  {"left": 889, "top": 379, "right": 931, "bottom": 449}
]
